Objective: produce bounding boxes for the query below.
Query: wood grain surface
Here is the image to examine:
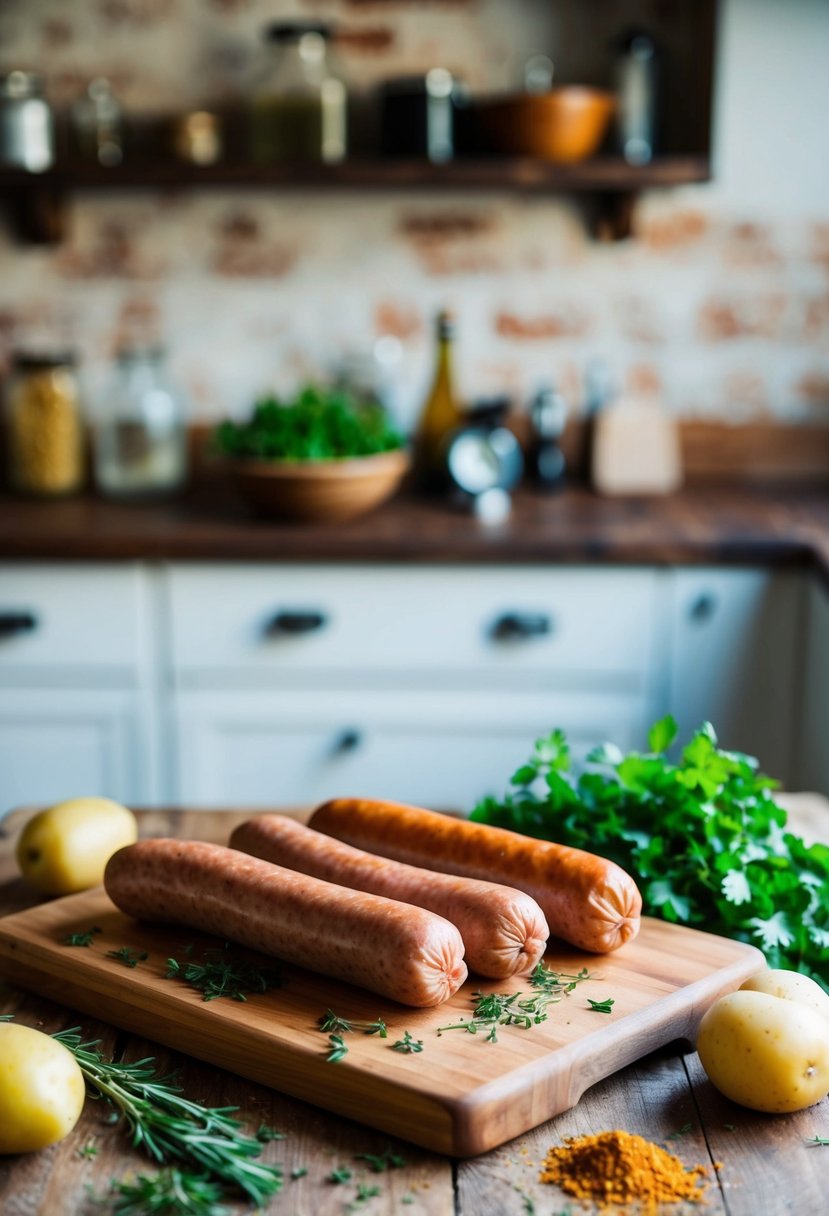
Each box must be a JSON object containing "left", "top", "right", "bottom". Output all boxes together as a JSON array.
[{"left": 0, "top": 809, "right": 827, "bottom": 1215}]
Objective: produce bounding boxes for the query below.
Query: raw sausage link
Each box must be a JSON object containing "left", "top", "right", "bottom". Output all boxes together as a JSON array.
[
  {"left": 104, "top": 838, "right": 467, "bottom": 1007},
  {"left": 230, "top": 814, "right": 549, "bottom": 979},
  {"left": 309, "top": 799, "right": 642, "bottom": 954}
]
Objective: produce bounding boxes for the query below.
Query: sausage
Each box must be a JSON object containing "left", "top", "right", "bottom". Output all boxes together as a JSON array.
[
  {"left": 230, "top": 814, "right": 549, "bottom": 979},
  {"left": 309, "top": 799, "right": 642, "bottom": 954},
  {"left": 104, "top": 838, "right": 467, "bottom": 1007}
]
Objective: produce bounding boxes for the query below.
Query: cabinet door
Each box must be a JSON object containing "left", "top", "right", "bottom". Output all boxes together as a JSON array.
[
  {"left": 796, "top": 580, "right": 829, "bottom": 796},
  {"left": 666, "top": 569, "right": 802, "bottom": 782},
  {"left": 174, "top": 688, "right": 650, "bottom": 810},
  {"left": 0, "top": 689, "right": 148, "bottom": 813}
]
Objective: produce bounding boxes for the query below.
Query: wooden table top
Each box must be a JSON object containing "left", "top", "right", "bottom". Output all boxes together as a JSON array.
[
  {"left": 1, "top": 485, "right": 828, "bottom": 589},
  {"left": 1, "top": 808, "right": 827, "bottom": 1216}
]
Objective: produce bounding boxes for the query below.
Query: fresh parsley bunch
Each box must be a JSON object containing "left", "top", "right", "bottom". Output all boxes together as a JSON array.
[
  {"left": 213, "top": 386, "right": 404, "bottom": 462},
  {"left": 472, "top": 717, "right": 829, "bottom": 990}
]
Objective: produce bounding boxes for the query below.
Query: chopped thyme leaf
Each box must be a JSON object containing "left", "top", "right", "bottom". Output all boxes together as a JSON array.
[
  {"left": 291, "top": 1167, "right": 308, "bottom": 1180},
  {"left": 326, "top": 1034, "right": 349, "bottom": 1063},
  {"left": 391, "top": 1030, "right": 423, "bottom": 1054},
  {"left": 586, "top": 997, "right": 615, "bottom": 1014},
  {"left": 106, "top": 946, "right": 148, "bottom": 969},
  {"left": 328, "top": 1167, "right": 353, "bottom": 1184},
  {"left": 62, "top": 927, "right": 102, "bottom": 947},
  {"left": 166, "top": 948, "right": 282, "bottom": 1002},
  {"left": 255, "top": 1124, "right": 286, "bottom": 1142}
]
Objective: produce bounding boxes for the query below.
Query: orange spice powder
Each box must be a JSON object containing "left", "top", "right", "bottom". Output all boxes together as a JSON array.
[{"left": 539, "top": 1129, "right": 709, "bottom": 1210}]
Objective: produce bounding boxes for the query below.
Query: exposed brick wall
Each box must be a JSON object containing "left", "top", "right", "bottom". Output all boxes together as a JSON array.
[{"left": 0, "top": 0, "right": 827, "bottom": 432}]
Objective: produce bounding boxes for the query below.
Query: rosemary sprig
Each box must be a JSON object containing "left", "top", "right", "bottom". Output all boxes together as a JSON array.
[
  {"left": 107, "top": 946, "right": 149, "bottom": 969},
  {"left": 318, "top": 1009, "right": 388, "bottom": 1037},
  {"left": 62, "top": 926, "right": 102, "bottom": 947},
  {"left": 391, "top": 1030, "right": 423, "bottom": 1054},
  {"left": 52, "top": 1029, "right": 282, "bottom": 1206},
  {"left": 587, "top": 997, "right": 615, "bottom": 1014},
  {"left": 106, "top": 1167, "right": 232, "bottom": 1216},
  {"left": 166, "top": 948, "right": 282, "bottom": 1002}
]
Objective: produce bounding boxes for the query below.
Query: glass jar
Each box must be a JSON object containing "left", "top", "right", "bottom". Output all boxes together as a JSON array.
[
  {"left": 4, "top": 353, "right": 85, "bottom": 496},
  {"left": 93, "top": 348, "right": 188, "bottom": 499},
  {"left": 250, "top": 22, "right": 347, "bottom": 163},
  {"left": 0, "top": 71, "right": 54, "bottom": 172},
  {"left": 70, "top": 78, "right": 125, "bottom": 167}
]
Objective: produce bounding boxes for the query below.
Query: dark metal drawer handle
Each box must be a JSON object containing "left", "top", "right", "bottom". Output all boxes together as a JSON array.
[
  {"left": 332, "top": 729, "right": 362, "bottom": 755},
  {"left": 0, "top": 611, "right": 38, "bottom": 639},
  {"left": 491, "top": 612, "right": 553, "bottom": 642},
  {"left": 689, "top": 594, "right": 717, "bottom": 624},
  {"left": 265, "top": 610, "right": 328, "bottom": 636}
]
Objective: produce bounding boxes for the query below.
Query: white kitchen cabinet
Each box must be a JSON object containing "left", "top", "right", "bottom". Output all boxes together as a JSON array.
[
  {"left": 173, "top": 687, "right": 651, "bottom": 809},
  {"left": 0, "top": 564, "right": 159, "bottom": 812},
  {"left": 664, "top": 568, "right": 804, "bottom": 784},
  {"left": 796, "top": 579, "right": 829, "bottom": 794}
]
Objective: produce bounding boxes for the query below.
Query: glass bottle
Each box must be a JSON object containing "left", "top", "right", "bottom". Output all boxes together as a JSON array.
[
  {"left": 414, "top": 311, "right": 464, "bottom": 487},
  {"left": 93, "top": 348, "right": 188, "bottom": 499},
  {"left": 250, "top": 23, "right": 347, "bottom": 164},
  {"left": 4, "top": 353, "right": 84, "bottom": 496},
  {"left": 0, "top": 71, "right": 54, "bottom": 172}
]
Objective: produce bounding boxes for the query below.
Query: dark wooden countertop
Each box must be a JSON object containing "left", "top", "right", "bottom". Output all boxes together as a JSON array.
[
  {"left": 1, "top": 484, "right": 829, "bottom": 582},
  {"left": 1, "top": 808, "right": 827, "bottom": 1216}
]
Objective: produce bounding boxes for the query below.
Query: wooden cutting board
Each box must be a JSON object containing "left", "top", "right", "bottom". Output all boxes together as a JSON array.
[{"left": 0, "top": 888, "right": 764, "bottom": 1157}]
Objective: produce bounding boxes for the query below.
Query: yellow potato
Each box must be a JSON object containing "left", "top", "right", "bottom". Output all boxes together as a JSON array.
[
  {"left": 697, "top": 989, "right": 829, "bottom": 1113},
  {"left": 0, "top": 1023, "right": 86, "bottom": 1153},
  {"left": 16, "top": 797, "right": 138, "bottom": 895},
  {"left": 740, "top": 968, "right": 829, "bottom": 1022}
]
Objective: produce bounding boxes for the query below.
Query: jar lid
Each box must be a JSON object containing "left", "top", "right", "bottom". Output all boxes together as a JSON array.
[
  {"left": 264, "top": 22, "right": 332, "bottom": 43},
  {"left": 0, "top": 70, "right": 44, "bottom": 100},
  {"left": 12, "top": 350, "right": 76, "bottom": 370}
]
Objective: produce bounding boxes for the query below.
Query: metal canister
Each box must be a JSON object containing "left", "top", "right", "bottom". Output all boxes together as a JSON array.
[
  {"left": 4, "top": 353, "right": 85, "bottom": 496},
  {"left": 0, "top": 71, "right": 54, "bottom": 172}
]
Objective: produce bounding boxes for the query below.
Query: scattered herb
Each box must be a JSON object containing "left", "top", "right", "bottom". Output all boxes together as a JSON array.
[
  {"left": 62, "top": 927, "right": 102, "bottom": 947},
  {"left": 391, "top": 1030, "right": 423, "bottom": 1054},
  {"left": 472, "top": 717, "right": 829, "bottom": 990},
  {"left": 587, "top": 997, "right": 615, "bottom": 1014},
  {"left": 213, "top": 387, "right": 404, "bottom": 463},
  {"left": 664, "top": 1122, "right": 693, "bottom": 1140},
  {"left": 166, "top": 948, "right": 282, "bottom": 1003},
  {"left": 0, "top": 1014, "right": 13, "bottom": 1021},
  {"left": 401, "top": 1195, "right": 415, "bottom": 1205},
  {"left": 77, "top": 1142, "right": 99, "bottom": 1159},
  {"left": 326, "top": 1034, "right": 349, "bottom": 1063},
  {"left": 255, "top": 1124, "right": 286, "bottom": 1142},
  {"left": 318, "top": 1009, "right": 387, "bottom": 1037},
  {"left": 328, "top": 1167, "right": 353, "bottom": 1184},
  {"left": 105, "top": 1167, "right": 231, "bottom": 1216},
  {"left": 806, "top": 1136, "right": 829, "bottom": 1146},
  {"left": 347, "top": 1182, "right": 381, "bottom": 1211},
  {"left": 724, "top": 1123, "right": 737, "bottom": 1132},
  {"left": 52, "top": 1028, "right": 282, "bottom": 1206},
  {"left": 437, "top": 975, "right": 592, "bottom": 1039},
  {"left": 291, "top": 1167, "right": 308, "bottom": 1180},
  {"left": 107, "top": 946, "right": 148, "bottom": 969},
  {"left": 355, "top": 1146, "right": 406, "bottom": 1172}
]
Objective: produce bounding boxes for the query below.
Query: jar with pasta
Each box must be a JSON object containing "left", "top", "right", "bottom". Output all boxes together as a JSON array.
[{"left": 4, "top": 353, "right": 85, "bottom": 496}]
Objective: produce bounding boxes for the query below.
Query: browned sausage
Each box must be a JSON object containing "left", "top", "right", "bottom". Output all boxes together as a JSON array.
[
  {"left": 309, "top": 799, "right": 642, "bottom": 954},
  {"left": 230, "top": 814, "right": 549, "bottom": 979},
  {"left": 104, "top": 838, "right": 467, "bottom": 1007}
]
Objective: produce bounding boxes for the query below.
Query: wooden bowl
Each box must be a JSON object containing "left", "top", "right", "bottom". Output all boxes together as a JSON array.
[
  {"left": 477, "top": 87, "right": 615, "bottom": 163},
  {"left": 227, "top": 448, "right": 410, "bottom": 523}
]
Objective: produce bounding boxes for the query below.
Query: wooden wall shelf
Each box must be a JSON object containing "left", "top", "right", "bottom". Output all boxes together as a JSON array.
[{"left": 0, "top": 155, "right": 710, "bottom": 244}]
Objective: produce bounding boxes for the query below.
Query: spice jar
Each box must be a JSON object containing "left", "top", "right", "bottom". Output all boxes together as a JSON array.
[
  {"left": 92, "top": 347, "right": 188, "bottom": 499},
  {"left": 0, "top": 71, "right": 54, "bottom": 172},
  {"left": 4, "top": 353, "right": 85, "bottom": 496},
  {"left": 250, "top": 22, "right": 347, "bottom": 163}
]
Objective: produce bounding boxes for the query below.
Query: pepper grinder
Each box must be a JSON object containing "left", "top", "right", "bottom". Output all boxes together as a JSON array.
[{"left": 528, "top": 384, "right": 567, "bottom": 492}]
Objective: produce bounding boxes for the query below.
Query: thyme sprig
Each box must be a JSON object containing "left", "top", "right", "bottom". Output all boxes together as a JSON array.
[
  {"left": 318, "top": 1009, "right": 388, "bottom": 1037},
  {"left": 52, "top": 1028, "right": 282, "bottom": 1206},
  {"left": 355, "top": 1146, "right": 406, "bottom": 1172},
  {"left": 437, "top": 972, "right": 592, "bottom": 1039},
  {"left": 62, "top": 926, "right": 102, "bottom": 947},
  {"left": 166, "top": 948, "right": 283, "bottom": 1002},
  {"left": 391, "top": 1031, "right": 423, "bottom": 1054},
  {"left": 587, "top": 997, "right": 615, "bottom": 1014},
  {"left": 107, "top": 946, "right": 149, "bottom": 969}
]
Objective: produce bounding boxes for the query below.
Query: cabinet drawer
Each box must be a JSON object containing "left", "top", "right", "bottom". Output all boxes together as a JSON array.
[
  {"left": 168, "top": 565, "right": 657, "bottom": 685},
  {"left": 174, "top": 687, "right": 650, "bottom": 809},
  {"left": 0, "top": 565, "right": 145, "bottom": 678}
]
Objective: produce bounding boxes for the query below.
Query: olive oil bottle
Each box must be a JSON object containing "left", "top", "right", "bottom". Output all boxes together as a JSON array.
[{"left": 415, "top": 310, "right": 464, "bottom": 488}]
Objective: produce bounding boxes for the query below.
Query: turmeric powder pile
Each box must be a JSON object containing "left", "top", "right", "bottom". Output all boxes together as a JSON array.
[{"left": 539, "top": 1129, "right": 709, "bottom": 1210}]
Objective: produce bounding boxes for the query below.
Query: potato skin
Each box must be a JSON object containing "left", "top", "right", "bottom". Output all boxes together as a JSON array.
[
  {"left": 0, "top": 1024, "right": 86, "bottom": 1153},
  {"left": 16, "top": 797, "right": 138, "bottom": 895},
  {"left": 697, "top": 990, "right": 829, "bottom": 1113},
  {"left": 740, "top": 968, "right": 829, "bottom": 1022}
]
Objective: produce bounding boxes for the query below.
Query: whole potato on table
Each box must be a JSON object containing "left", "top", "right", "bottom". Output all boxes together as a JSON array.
[
  {"left": 16, "top": 797, "right": 138, "bottom": 895},
  {"left": 697, "top": 971, "right": 829, "bottom": 1114},
  {"left": 0, "top": 1023, "right": 86, "bottom": 1154}
]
